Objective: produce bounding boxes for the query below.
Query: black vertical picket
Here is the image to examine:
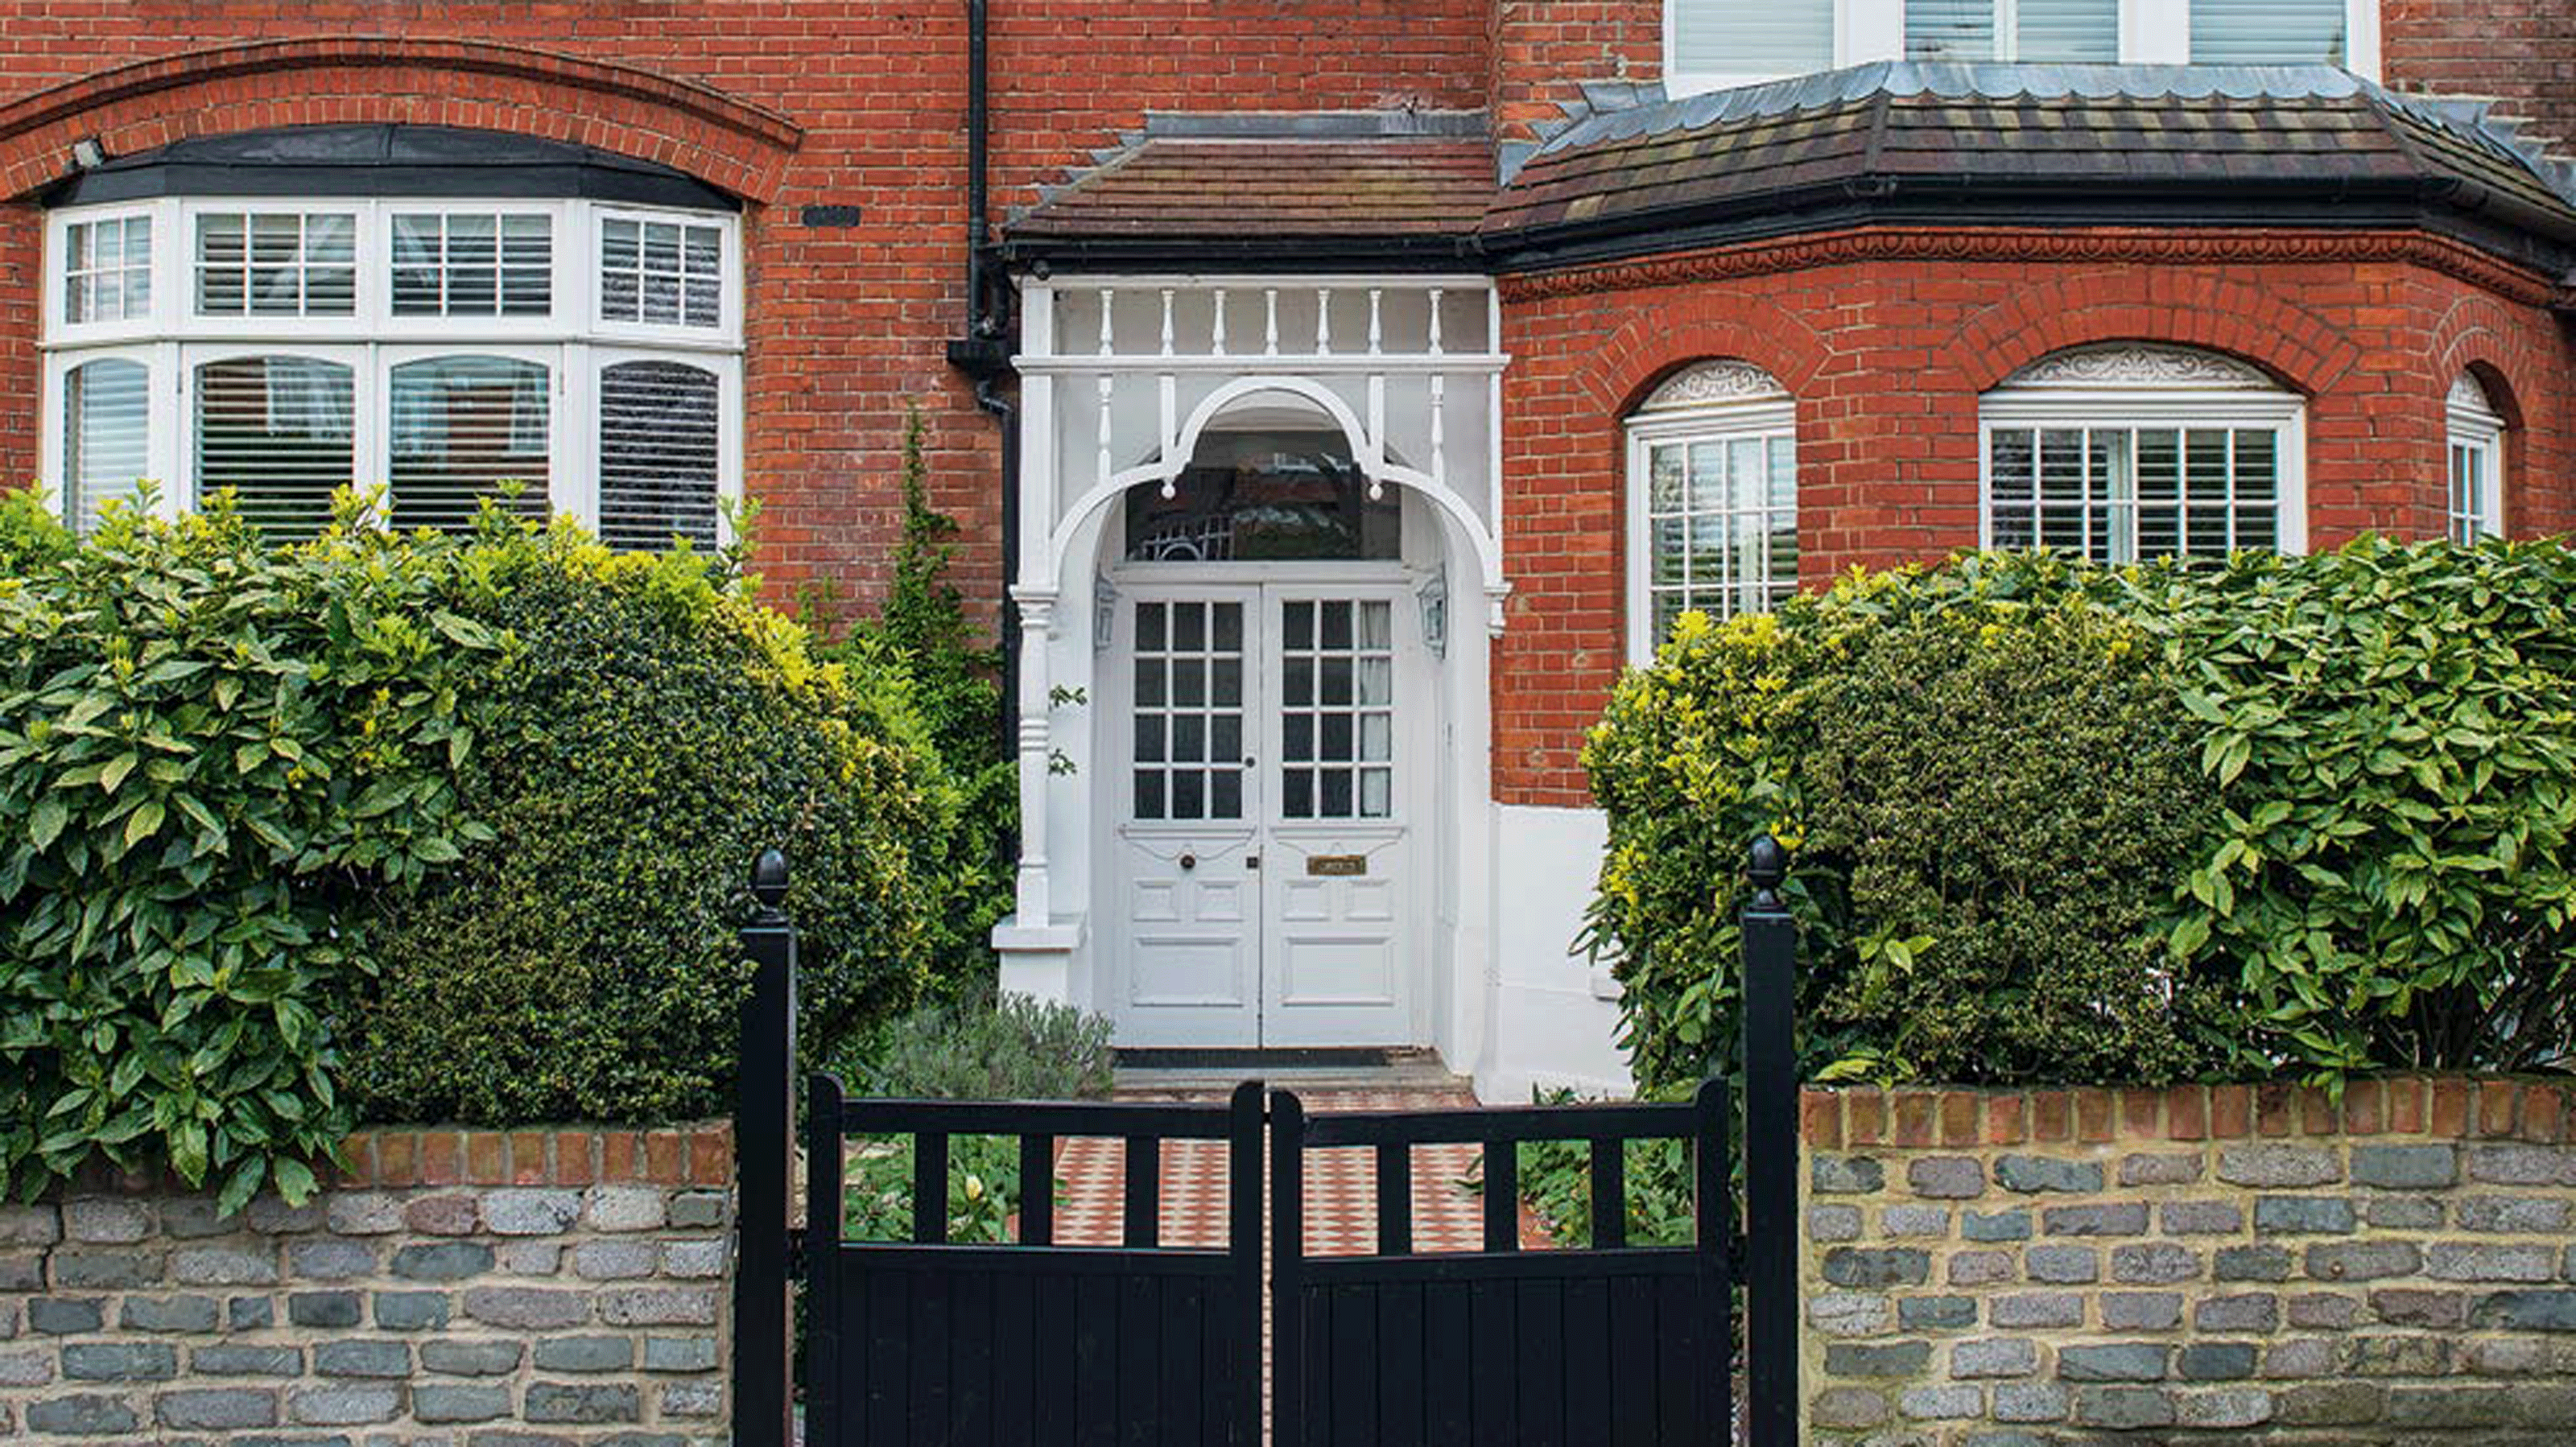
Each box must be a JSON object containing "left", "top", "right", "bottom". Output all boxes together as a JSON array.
[
  {"left": 1227, "top": 1081, "right": 1265, "bottom": 1446},
  {"left": 1740, "top": 835, "right": 1799, "bottom": 1447},
  {"left": 734, "top": 847, "right": 797, "bottom": 1447},
  {"left": 1270, "top": 1090, "right": 1308, "bottom": 1447}
]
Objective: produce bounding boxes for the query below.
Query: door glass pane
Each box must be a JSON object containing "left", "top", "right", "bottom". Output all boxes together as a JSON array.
[
  {"left": 1130, "top": 596, "right": 1246, "bottom": 822},
  {"left": 1278, "top": 595, "right": 1396, "bottom": 820}
]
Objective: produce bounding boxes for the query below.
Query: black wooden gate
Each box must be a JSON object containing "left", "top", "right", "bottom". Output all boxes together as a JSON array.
[
  {"left": 1270, "top": 1084, "right": 1734, "bottom": 1445},
  {"left": 735, "top": 839, "right": 1803, "bottom": 1447},
  {"left": 799, "top": 1081, "right": 1264, "bottom": 1447}
]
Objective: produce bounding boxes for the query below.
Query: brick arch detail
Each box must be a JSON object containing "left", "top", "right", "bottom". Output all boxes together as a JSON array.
[
  {"left": 1579, "top": 296, "right": 1832, "bottom": 417},
  {"left": 1945, "top": 273, "right": 2357, "bottom": 397},
  {"left": 2429, "top": 291, "right": 2548, "bottom": 433},
  {"left": 0, "top": 38, "right": 803, "bottom": 203}
]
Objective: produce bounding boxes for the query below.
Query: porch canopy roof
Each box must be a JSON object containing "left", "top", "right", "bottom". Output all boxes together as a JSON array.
[{"left": 1002, "top": 66, "right": 2576, "bottom": 280}]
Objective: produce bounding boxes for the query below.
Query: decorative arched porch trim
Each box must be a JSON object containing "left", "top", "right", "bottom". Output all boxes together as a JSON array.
[
  {"left": 0, "top": 38, "right": 803, "bottom": 202},
  {"left": 1043, "top": 374, "right": 1510, "bottom": 633}
]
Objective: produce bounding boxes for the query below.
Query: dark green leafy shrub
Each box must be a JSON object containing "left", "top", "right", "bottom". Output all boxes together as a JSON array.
[
  {"left": 1586, "top": 542, "right": 2576, "bottom": 1095},
  {"left": 2150, "top": 539, "right": 2576, "bottom": 1076},
  {"left": 341, "top": 521, "right": 955, "bottom": 1124},
  {"left": 0, "top": 495, "right": 502, "bottom": 1207},
  {"left": 1585, "top": 552, "right": 2239, "bottom": 1095}
]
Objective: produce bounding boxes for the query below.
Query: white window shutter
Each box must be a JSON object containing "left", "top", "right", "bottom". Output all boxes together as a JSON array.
[
  {"left": 1906, "top": 0, "right": 2116, "bottom": 60},
  {"left": 386, "top": 355, "right": 551, "bottom": 534},
  {"left": 194, "top": 356, "right": 354, "bottom": 542},
  {"left": 2019, "top": 0, "right": 2120, "bottom": 60},
  {"left": 2190, "top": 0, "right": 2347, "bottom": 64},
  {"left": 597, "top": 359, "right": 721, "bottom": 551},
  {"left": 63, "top": 358, "right": 149, "bottom": 533},
  {"left": 1673, "top": 0, "right": 1835, "bottom": 80}
]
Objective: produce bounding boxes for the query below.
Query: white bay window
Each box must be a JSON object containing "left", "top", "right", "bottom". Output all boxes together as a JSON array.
[{"left": 42, "top": 189, "right": 739, "bottom": 548}]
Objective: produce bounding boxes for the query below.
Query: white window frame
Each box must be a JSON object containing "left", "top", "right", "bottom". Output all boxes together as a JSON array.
[
  {"left": 2446, "top": 375, "right": 2504, "bottom": 542},
  {"left": 40, "top": 196, "right": 742, "bottom": 543},
  {"left": 1662, "top": 0, "right": 2379, "bottom": 95},
  {"left": 1979, "top": 376, "right": 2309, "bottom": 561},
  {"left": 1623, "top": 386, "right": 1799, "bottom": 666}
]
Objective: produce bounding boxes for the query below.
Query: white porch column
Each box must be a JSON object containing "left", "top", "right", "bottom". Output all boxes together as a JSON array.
[{"left": 992, "top": 582, "right": 1082, "bottom": 998}]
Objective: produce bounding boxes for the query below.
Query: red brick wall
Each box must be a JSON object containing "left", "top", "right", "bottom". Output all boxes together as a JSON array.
[
  {"left": 0, "top": 4, "right": 1490, "bottom": 617},
  {"left": 1490, "top": 0, "right": 1663, "bottom": 143},
  {"left": 1491, "top": 227, "right": 2576, "bottom": 806},
  {"left": 2384, "top": 0, "right": 2576, "bottom": 160}
]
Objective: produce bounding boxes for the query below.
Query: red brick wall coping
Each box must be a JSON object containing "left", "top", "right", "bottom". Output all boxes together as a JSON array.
[
  {"left": 1499, "top": 225, "right": 2568, "bottom": 309},
  {"left": 1803, "top": 1078, "right": 2576, "bottom": 1152},
  {"left": 59, "top": 1122, "right": 736, "bottom": 1198},
  {"left": 0, "top": 37, "right": 803, "bottom": 201}
]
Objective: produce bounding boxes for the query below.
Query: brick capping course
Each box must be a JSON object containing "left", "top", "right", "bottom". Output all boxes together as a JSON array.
[{"left": 1800, "top": 1077, "right": 2576, "bottom": 1442}]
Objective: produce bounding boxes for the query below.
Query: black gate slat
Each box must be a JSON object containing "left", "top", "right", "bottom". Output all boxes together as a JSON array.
[
  {"left": 1269, "top": 1090, "right": 1308, "bottom": 1447},
  {"left": 1116, "top": 1272, "right": 1159, "bottom": 1447},
  {"left": 914, "top": 1131, "right": 949, "bottom": 1245},
  {"left": 1560, "top": 1275, "right": 1612, "bottom": 1437},
  {"left": 1327, "top": 1283, "right": 1377, "bottom": 1447},
  {"left": 1652, "top": 1272, "right": 1703, "bottom": 1445},
  {"left": 1514, "top": 1278, "right": 1567, "bottom": 1447},
  {"left": 1604, "top": 1275, "right": 1659, "bottom": 1447},
  {"left": 951, "top": 1268, "right": 995, "bottom": 1447},
  {"left": 1375, "top": 1280, "right": 1426, "bottom": 1447},
  {"left": 861, "top": 1268, "right": 908, "bottom": 1447},
  {"left": 1468, "top": 1278, "right": 1517, "bottom": 1443},
  {"left": 1589, "top": 1140, "right": 1627, "bottom": 1250},
  {"left": 912, "top": 1264, "right": 952, "bottom": 1445},
  {"left": 1480, "top": 1144, "right": 1517, "bottom": 1251},
  {"left": 1300, "top": 1283, "right": 1330, "bottom": 1447},
  {"left": 991, "top": 1269, "right": 1035, "bottom": 1445},
  {"left": 1374, "top": 1143, "right": 1412, "bottom": 1255},
  {"left": 1159, "top": 1276, "right": 1204, "bottom": 1446},
  {"left": 1123, "top": 1135, "right": 1160, "bottom": 1247},
  {"left": 1226, "top": 1082, "right": 1264, "bottom": 1446},
  {"left": 1421, "top": 1280, "right": 1472, "bottom": 1447},
  {"left": 1021, "top": 1132, "right": 1055, "bottom": 1245},
  {"left": 1033, "top": 1268, "right": 1079, "bottom": 1447},
  {"left": 1073, "top": 1272, "right": 1118, "bottom": 1447}
]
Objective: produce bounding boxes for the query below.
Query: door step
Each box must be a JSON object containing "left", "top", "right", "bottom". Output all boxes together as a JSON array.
[{"left": 1113, "top": 1045, "right": 1467, "bottom": 1094}]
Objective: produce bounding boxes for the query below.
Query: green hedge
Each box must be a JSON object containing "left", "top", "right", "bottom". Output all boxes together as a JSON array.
[
  {"left": 1586, "top": 542, "right": 2576, "bottom": 1097},
  {"left": 0, "top": 489, "right": 976, "bottom": 1206}
]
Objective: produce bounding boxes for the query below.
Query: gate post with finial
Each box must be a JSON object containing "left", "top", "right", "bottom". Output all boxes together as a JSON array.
[
  {"left": 1740, "top": 835, "right": 1799, "bottom": 1445},
  {"left": 735, "top": 847, "right": 796, "bottom": 1447}
]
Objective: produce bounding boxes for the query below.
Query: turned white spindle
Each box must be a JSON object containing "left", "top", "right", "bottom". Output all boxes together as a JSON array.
[
  {"left": 1368, "top": 288, "right": 1383, "bottom": 356},
  {"left": 1263, "top": 288, "right": 1279, "bottom": 357},
  {"left": 1315, "top": 287, "right": 1331, "bottom": 354}
]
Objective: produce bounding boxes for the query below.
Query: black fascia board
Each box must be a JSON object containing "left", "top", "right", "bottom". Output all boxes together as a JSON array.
[
  {"left": 1483, "top": 173, "right": 2576, "bottom": 278},
  {"left": 42, "top": 161, "right": 738, "bottom": 212}
]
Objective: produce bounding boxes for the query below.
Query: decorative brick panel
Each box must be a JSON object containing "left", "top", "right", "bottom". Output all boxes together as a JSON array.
[
  {"left": 0, "top": 1124, "right": 733, "bottom": 1444},
  {"left": 1800, "top": 1078, "right": 2576, "bottom": 1441}
]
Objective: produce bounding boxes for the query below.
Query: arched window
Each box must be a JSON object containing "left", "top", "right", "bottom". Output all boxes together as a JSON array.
[
  {"left": 39, "top": 125, "right": 741, "bottom": 547},
  {"left": 2446, "top": 373, "right": 2506, "bottom": 542},
  {"left": 1123, "top": 422, "right": 1401, "bottom": 564},
  {"left": 1979, "top": 343, "right": 2306, "bottom": 562},
  {"left": 1624, "top": 359, "right": 1797, "bottom": 662}
]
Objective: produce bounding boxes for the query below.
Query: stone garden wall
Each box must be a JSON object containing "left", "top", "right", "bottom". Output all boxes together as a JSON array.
[
  {"left": 1802, "top": 1078, "right": 2576, "bottom": 1445},
  {"left": 0, "top": 1123, "right": 733, "bottom": 1444}
]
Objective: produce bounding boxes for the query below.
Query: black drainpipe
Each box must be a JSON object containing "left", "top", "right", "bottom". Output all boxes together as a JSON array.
[{"left": 946, "top": 0, "right": 1020, "bottom": 777}]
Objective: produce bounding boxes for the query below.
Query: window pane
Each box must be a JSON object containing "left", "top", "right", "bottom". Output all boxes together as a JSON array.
[
  {"left": 194, "top": 355, "right": 353, "bottom": 542},
  {"left": 392, "top": 212, "right": 553, "bottom": 319},
  {"left": 388, "top": 355, "right": 551, "bottom": 534},
  {"left": 197, "top": 212, "right": 355, "bottom": 318},
  {"left": 63, "top": 358, "right": 149, "bottom": 533},
  {"left": 599, "top": 216, "right": 724, "bottom": 329},
  {"left": 1125, "top": 430, "right": 1399, "bottom": 562},
  {"left": 598, "top": 360, "right": 720, "bottom": 551},
  {"left": 64, "top": 216, "right": 151, "bottom": 325},
  {"left": 1644, "top": 418, "right": 1797, "bottom": 642},
  {"left": 2191, "top": 0, "right": 2346, "bottom": 63},
  {"left": 1672, "top": 0, "right": 1832, "bottom": 77}
]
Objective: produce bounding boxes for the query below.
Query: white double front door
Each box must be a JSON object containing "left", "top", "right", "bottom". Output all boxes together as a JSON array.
[{"left": 1106, "top": 578, "right": 1425, "bottom": 1048}]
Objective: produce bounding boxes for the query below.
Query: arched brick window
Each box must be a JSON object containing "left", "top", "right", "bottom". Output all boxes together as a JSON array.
[
  {"left": 2446, "top": 373, "right": 2507, "bottom": 542},
  {"left": 1624, "top": 358, "right": 1796, "bottom": 662},
  {"left": 1979, "top": 343, "right": 2307, "bottom": 563}
]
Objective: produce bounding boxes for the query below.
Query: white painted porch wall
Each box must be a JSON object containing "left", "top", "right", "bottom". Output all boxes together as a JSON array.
[{"left": 1474, "top": 803, "right": 1634, "bottom": 1102}]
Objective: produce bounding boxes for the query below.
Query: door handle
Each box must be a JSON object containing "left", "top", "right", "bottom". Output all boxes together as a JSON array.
[
  {"left": 1246, "top": 855, "right": 1261, "bottom": 870},
  {"left": 1179, "top": 853, "right": 1196, "bottom": 871}
]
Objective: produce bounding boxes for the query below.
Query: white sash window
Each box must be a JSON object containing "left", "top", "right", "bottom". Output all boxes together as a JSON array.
[
  {"left": 1624, "top": 360, "right": 1799, "bottom": 662},
  {"left": 1979, "top": 344, "right": 2306, "bottom": 563},
  {"left": 42, "top": 196, "right": 741, "bottom": 549},
  {"left": 2446, "top": 373, "right": 2505, "bottom": 543}
]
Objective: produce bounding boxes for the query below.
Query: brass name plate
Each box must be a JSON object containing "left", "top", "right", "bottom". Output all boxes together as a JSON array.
[{"left": 1307, "top": 855, "right": 1368, "bottom": 877}]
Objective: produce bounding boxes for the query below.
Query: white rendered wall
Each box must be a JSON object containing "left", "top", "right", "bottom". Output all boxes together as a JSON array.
[{"left": 1475, "top": 803, "right": 1634, "bottom": 1102}]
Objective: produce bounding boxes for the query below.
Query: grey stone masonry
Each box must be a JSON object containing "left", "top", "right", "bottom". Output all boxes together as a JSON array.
[
  {"left": 0, "top": 1121, "right": 733, "bottom": 1445},
  {"left": 1802, "top": 1078, "right": 2576, "bottom": 1443}
]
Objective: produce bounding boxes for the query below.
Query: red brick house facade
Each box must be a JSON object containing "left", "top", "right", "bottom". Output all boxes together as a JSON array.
[{"left": 5, "top": 2, "right": 2570, "bottom": 1093}]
